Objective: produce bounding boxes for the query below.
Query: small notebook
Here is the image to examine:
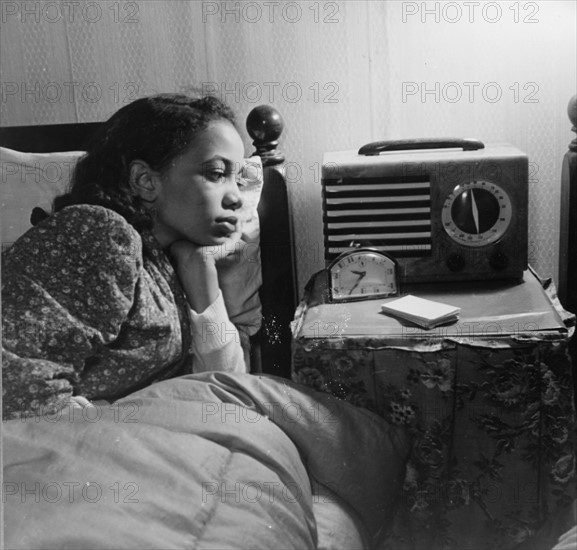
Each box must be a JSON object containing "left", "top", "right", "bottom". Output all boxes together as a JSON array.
[{"left": 380, "top": 295, "right": 461, "bottom": 329}]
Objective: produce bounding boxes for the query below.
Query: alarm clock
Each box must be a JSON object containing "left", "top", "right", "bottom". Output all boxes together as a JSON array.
[
  {"left": 321, "top": 138, "right": 528, "bottom": 283},
  {"left": 328, "top": 247, "right": 399, "bottom": 302}
]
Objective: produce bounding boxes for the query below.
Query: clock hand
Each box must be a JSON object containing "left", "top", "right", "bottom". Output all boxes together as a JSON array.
[
  {"left": 471, "top": 189, "right": 480, "bottom": 234},
  {"left": 348, "top": 271, "right": 366, "bottom": 294}
]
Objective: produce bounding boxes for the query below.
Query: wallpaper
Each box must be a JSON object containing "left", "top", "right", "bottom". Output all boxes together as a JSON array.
[{"left": 1, "top": 0, "right": 575, "bottom": 294}]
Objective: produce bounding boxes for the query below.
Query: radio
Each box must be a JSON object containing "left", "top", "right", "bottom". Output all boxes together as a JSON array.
[{"left": 321, "top": 138, "right": 528, "bottom": 283}]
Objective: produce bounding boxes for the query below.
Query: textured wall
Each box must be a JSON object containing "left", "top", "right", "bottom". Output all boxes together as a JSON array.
[{"left": 1, "top": 0, "right": 575, "bottom": 292}]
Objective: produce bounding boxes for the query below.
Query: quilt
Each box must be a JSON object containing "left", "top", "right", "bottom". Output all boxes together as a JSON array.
[{"left": 3, "top": 372, "right": 410, "bottom": 549}]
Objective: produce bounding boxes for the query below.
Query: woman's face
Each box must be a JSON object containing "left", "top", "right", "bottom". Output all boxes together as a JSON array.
[{"left": 152, "top": 120, "right": 246, "bottom": 248}]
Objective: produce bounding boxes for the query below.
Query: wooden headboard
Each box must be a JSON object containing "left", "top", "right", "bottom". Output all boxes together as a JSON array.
[{"left": 0, "top": 106, "right": 297, "bottom": 379}]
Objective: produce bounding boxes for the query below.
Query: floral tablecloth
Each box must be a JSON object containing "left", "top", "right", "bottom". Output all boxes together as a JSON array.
[{"left": 291, "top": 270, "right": 576, "bottom": 549}]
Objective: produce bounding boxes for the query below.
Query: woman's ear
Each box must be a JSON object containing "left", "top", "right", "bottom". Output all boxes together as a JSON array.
[{"left": 129, "top": 160, "right": 161, "bottom": 203}]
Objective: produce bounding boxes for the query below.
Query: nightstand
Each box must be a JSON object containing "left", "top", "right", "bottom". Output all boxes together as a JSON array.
[{"left": 292, "top": 269, "right": 576, "bottom": 550}]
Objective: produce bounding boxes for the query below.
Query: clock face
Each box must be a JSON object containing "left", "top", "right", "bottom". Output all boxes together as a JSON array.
[
  {"left": 329, "top": 248, "right": 398, "bottom": 302},
  {"left": 441, "top": 181, "right": 512, "bottom": 247}
]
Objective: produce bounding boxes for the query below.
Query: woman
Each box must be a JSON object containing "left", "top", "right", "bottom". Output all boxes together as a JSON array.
[{"left": 2, "top": 94, "right": 252, "bottom": 419}]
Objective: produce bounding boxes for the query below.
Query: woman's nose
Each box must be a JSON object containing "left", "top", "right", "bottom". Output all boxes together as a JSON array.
[{"left": 224, "top": 181, "right": 243, "bottom": 211}]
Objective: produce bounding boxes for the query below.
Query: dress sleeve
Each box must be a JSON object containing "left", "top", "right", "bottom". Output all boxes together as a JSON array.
[
  {"left": 2, "top": 205, "right": 142, "bottom": 419},
  {"left": 189, "top": 290, "right": 248, "bottom": 374}
]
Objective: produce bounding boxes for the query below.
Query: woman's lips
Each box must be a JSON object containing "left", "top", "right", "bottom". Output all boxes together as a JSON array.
[{"left": 216, "top": 217, "right": 238, "bottom": 233}]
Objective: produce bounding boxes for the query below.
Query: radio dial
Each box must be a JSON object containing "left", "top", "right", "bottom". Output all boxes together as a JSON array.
[{"left": 442, "top": 181, "right": 513, "bottom": 248}]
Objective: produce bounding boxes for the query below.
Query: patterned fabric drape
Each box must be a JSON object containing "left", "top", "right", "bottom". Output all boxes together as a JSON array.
[{"left": 1, "top": 0, "right": 575, "bottom": 293}]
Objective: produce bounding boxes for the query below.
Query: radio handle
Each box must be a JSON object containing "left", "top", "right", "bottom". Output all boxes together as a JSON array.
[{"left": 358, "top": 138, "right": 485, "bottom": 156}]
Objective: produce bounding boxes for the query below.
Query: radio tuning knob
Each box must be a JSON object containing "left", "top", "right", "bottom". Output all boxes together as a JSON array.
[
  {"left": 490, "top": 252, "right": 509, "bottom": 271},
  {"left": 446, "top": 254, "right": 466, "bottom": 272}
]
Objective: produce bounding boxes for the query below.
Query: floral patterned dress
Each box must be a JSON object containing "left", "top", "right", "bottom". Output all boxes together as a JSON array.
[{"left": 2, "top": 204, "right": 245, "bottom": 419}]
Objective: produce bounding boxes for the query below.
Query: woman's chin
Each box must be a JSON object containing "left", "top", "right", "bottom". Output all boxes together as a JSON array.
[
  {"left": 196, "top": 234, "right": 239, "bottom": 251},
  {"left": 218, "top": 230, "right": 242, "bottom": 244}
]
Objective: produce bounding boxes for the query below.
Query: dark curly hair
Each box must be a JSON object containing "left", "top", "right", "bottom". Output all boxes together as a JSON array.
[{"left": 51, "top": 94, "right": 237, "bottom": 231}]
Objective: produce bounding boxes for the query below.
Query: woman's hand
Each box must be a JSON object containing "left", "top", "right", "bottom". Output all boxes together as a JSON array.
[
  {"left": 170, "top": 239, "right": 240, "bottom": 267},
  {"left": 170, "top": 239, "right": 241, "bottom": 312}
]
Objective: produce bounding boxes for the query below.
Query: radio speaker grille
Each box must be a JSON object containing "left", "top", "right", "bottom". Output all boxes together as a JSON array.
[{"left": 322, "top": 176, "right": 432, "bottom": 261}]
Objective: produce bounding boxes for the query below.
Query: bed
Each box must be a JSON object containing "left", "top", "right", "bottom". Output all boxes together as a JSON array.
[{"left": 0, "top": 108, "right": 410, "bottom": 550}]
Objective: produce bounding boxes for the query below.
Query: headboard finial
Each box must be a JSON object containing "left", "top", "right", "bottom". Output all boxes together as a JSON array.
[
  {"left": 568, "top": 94, "right": 577, "bottom": 152},
  {"left": 246, "top": 105, "right": 285, "bottom": 166}
]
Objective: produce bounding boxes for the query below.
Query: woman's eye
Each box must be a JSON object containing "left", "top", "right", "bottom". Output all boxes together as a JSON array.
[
  {"left": 207, "top": 169, "right": 225, "bottom": 181},
  {"left": 204, "top": 165, "right": 242, "bottom": 184}
]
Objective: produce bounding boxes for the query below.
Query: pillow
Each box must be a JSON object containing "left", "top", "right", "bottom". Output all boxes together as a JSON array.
[
  {"left": 0, "top": 146, "right": 264, "bottom": 347},
  {"left": 0, "top": 147, "right": 84, "bottom": 249}
]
